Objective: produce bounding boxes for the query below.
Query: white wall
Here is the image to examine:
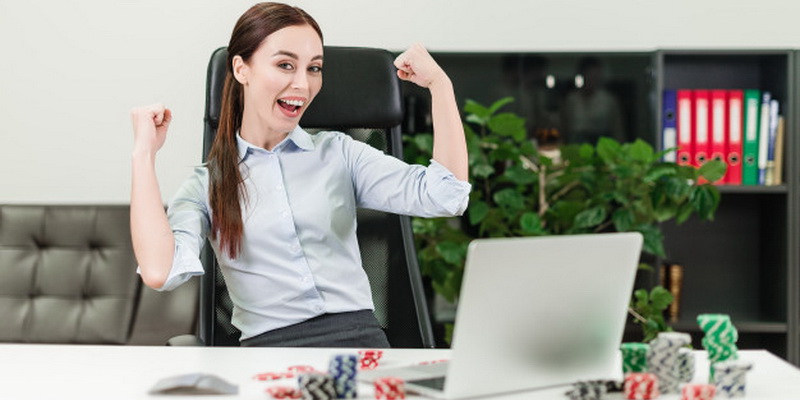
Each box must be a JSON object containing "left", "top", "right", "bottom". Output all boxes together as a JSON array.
[{"left": 2, "top": 0, "right": 799, "bottom": 204}]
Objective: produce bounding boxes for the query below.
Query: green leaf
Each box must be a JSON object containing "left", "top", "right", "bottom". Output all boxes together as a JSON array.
[
  {"left": 487, "top": 97, "right": 514, "bottom": 115},
  {"left": 612, "top": 208, "right": 635, "bottom": 232},
  {"left": 468, "top": 201, "right": 489, "bottom": 226},
  {"left": 698, "top": 159, "right": 727, "bottom": 183},
  {"left": 520, "top": 212, "right": 546, "bottom": 235},
  {"left": 494, "top": 188, "right": 526, "bottom": 212},
  {"left": 636, "top": 224, "right": 665, "bottom": 258},
  {"left": 503, "top": 165, "right": 537, "bottom": 185},
  {"left": 690, "top": 185, "right": 720, "bottom": 220},
  {"left": 436, "top": 241, "right": 465, "bottom": 265},
  {"left": 649, "top": 286, "right": 674, "bottom": 311},
  {"left": 473, "top": 162, "right": 495, "bottom": 178},
  {"left": 487, "top": 112, "right": 526, "bottom": 140},
  {"left": 412, "top": 134, "right": 434, "bottom": 154},
  {"left": 628, "top": 139, "right": 654, "bottom": 163},
  {"left": 596, "top": 137, "right": 622, "bottom": 164},
  {"left": 644, "top": 163, "right": 678, "bottom": 183},
  {"left": 464, "top": 99, "right": 490, "bottom": 121},
  {"left": 465, "top": 114, "right": 486, "bottom": 126},
  {"left": 573, "top": 206, "right": 607, "bottom": 229}
]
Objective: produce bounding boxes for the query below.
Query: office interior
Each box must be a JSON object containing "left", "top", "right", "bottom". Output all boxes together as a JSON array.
[{"left": 2, "top": 0, "right": 800, "bottom": 367}]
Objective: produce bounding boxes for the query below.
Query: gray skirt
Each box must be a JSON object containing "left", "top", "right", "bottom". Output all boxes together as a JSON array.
[{"left": 240, "top": 310, "right": 390, "bottom": 348}]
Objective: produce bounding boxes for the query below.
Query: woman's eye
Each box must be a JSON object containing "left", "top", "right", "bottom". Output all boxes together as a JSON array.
[
  {"left": 309, "top": 65, "right": 323, "bottom": 73},
  {"left": 278, "top": 63, "right": 294, "bottom": 70}
]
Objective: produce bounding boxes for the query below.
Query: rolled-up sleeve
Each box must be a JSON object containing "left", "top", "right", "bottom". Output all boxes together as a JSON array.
[
  {"left": 138, "top": 167, "right": 210, "bottom": 292},
  {"left": 342, "top": 134, "right": 471, "bottom": 217}
]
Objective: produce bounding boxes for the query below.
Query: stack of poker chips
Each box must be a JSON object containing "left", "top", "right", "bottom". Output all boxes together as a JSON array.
[
  {"left": 621, "top": 343, "right": 650, "bottom": 373},
  {"left": 374, "top": 377, "right": 405, "bottom": 400},
  {"left": 623, "top": 372, "right": 658, "bottom": 400},
  {"left": 298, "top": 372, "right": 337, "bottom": 400},
  {"left": 697, "top": 314, "right": 739, "bottom": 378},
  {"left": 564, "top": 381, "right": 608, "bottom": 400},
  {"left": 712, "top": 359, "right": 753, "bottom": 397},
  {"left": 646, "top": 331, "right": 691, "bottom": 394},
  {"left": 677, "top": 347, "right": 696, "bottom": 382},
  {"left": 681, "top": 383, "right": 716, "bottom": 400},
  {"left": 328, "top": 354, "right": 359, "bottom": 399}
]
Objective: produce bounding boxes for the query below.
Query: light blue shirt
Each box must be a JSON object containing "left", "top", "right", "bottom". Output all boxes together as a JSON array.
[{"left": 157, "top": 126, "right": 470, "bottom": 340}]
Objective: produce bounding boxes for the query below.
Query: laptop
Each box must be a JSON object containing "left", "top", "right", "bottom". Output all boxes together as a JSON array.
[{"left": 360, "top": 232, "right": 643, "bottom": 399}]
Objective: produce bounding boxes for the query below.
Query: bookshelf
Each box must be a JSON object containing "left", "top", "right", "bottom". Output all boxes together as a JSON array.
[
  {"left": 655, "top": 50, "right": 798, "bottom": 365},
  {"left": 402, "top": 50, "right": 799, "bottom": 365}
]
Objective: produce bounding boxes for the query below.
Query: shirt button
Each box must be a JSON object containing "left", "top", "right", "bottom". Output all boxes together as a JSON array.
[
  {"left": 291, "top": 244, "right": 300, "bottom": 252},
  {"left": 281, "top": 211, "right": 288, "bottom": 218},
  {"left": 276, "top": 184, "right": 283, "bottom": 191},
  {"left": 301, "top": 277, "right": 309, "bottom": 283}
]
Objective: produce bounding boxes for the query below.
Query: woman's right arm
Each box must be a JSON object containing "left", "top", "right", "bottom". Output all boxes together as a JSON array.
[{"left": 130, "top": 103, "right": 174, "bottom": 289}]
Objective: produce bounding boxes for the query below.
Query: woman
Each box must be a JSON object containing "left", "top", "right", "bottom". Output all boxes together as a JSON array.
[{"left": 130, "top": 2, "right": 469, "bottom": 347}]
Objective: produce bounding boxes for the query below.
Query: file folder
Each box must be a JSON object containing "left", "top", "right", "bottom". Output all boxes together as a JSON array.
[
  {"left": 709, "top": 90, "right": 727, "bottom": 184},
  {"left": 726, "top": 90, "right": 743, "bottom": 185},
  {"left": 662, "top": 90, "right": 677, "bottom": 162},
  {"left": 676, "top": 90, "right": 693, "bottom": 167},
  {"left": 742, "top": 89, "right": 761, "bottom": 185},
  {"left": 693, "top": 90, "right": 710, "bottom": 168}
]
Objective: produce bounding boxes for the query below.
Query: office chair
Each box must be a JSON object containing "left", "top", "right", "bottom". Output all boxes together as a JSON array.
[{"left": 197, "top": 46, "right": 435, "bottom": 348}]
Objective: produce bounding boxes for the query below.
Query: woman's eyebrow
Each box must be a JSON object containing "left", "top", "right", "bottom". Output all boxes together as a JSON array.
[{"left": 272, "top": 50, "right": 323, "bottom": 61}]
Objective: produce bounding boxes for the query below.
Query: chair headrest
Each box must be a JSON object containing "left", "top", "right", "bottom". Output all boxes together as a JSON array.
[{"left": 204, "top": 46, "right": 404, "bottom": 130}]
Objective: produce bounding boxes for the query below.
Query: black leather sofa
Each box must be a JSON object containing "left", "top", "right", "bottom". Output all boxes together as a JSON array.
[{"left": 0, "top": 205, "right": 197, "bottom": 345}]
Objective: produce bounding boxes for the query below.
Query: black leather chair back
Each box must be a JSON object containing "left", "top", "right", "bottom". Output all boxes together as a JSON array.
[{"left": 200, "top": 46, "right": 434, "bottom": 348}]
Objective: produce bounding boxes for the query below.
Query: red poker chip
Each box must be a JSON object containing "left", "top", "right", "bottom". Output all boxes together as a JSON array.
[
  {"left": 266, "top": 385, "right": 302, "bottom": 399},
  {"left": 287, "top": 365, "right": 316, "bottom": 373},
  {"left": 253, "top": 372, "right": 292, "bottom": 381}
]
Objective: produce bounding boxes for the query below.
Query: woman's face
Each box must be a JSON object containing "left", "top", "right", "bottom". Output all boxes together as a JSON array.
[{"left": 235, "top": 24, "right": 323, "bottom": 135}]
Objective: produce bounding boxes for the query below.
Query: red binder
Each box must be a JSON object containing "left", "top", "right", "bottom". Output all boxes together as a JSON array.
[
  {"left": 726, "top": 90, "right": 744, "bottom": 185},
  {"left": 676, "top": 90, "right": 694, "bottom": 167},
  {"left": 693, "top": 90, "right": 710, "bottom": 169},
  {"left": 709, "top": 90, "right": 728, "bottom": 184}
]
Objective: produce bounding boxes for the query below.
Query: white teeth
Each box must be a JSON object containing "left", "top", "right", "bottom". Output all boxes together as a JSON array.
[{"left": 280, "top": 99, "right": 304, "bottom": 107}]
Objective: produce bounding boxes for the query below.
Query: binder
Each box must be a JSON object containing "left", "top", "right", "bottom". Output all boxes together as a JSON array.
[
  {"left": 742, "top": 89, "right": 761, "bottom": 185},
  {"left": 676, "top": 90, "right": 694, "bottom": 167},
  {"left": 726, "top": 90, "right": 744, "bottom": 185},
  {"left": 773, "top": 116, "right": 785, "bottom": 185},
  {"left": 693, "top": 90, "right": 710, "bottom": 168},
  {"left": 662, "top": 90, "right": 678, "bottom": 162},
  {"left": 765, "top": 99, "right": 780, "bottom": 185},
  {"left": 757, "top": 92, "right": 772, "bottom": 185},
  {"left": 709, "top": 90, "right": 727, "bottom": 184}
]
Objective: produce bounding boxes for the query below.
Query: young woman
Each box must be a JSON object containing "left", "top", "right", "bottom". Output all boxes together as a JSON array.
[{"left": 130, "top": 2, "right": 469, "bottom": 347}]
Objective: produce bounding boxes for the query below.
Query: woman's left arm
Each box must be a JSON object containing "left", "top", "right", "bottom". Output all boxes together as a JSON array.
[{"left": 395, "top": 44, "right": 468, "bottom": 181}]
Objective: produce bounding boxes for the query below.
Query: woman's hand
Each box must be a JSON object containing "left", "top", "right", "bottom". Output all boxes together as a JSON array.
[
  {"left": 130, "top": 103, "right": 172, "bottom": 157},
  {"left": 394, "top": 43, "right": 448, "bottom": 89}
]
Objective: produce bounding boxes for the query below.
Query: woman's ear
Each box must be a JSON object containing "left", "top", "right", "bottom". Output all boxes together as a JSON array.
[{"left": 232, "top": 55, "right": 248, "bottom": 85}]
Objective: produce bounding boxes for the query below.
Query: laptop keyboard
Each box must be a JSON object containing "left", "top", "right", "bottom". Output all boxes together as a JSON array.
[{"left": 407, "top": 376, "right": 446, "bottom": 390}]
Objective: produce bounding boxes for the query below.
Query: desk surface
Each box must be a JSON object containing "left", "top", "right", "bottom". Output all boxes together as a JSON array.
[{"left": 0, "top": 344, "right": 797, "bottom": 399}]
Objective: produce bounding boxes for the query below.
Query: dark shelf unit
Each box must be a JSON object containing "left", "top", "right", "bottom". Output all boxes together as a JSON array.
[{"left": 655, "top": 50, "right": 798, "bottom": 365}]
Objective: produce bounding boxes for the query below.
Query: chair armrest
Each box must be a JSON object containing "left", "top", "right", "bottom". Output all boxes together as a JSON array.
[{"left": 166, "top": 334, "right": 205, "bottom": 346}]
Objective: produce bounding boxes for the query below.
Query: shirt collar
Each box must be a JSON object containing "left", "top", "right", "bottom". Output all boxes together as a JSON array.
[{"left": 236, "top": 126, "right": 315, "bottom": 161}]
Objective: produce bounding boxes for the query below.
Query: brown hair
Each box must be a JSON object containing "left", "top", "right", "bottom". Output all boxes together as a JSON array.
[{"left": 208, "top": 2, "right": 323, "bottom": 258}]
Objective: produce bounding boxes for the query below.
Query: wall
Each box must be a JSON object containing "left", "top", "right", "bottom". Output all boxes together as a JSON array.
[{"left": 1, "top": 0, "right": 799, "bottom": 203}]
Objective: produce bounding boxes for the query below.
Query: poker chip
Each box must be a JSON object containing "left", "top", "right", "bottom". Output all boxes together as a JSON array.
[
  {"left": 620, "top": 343, "right": 650, "bottom": 373},
  {"left": 681, "top": 383, "right": 716, "bottom": 400},
  {"left": 289, "top": 365, "right": 317, "bottom": 374},
  {"left": 329, "top": 354, "right": 359, "bottom": 399},
  {"left": 677, "top": 347, "right": 695, "bottom": 382},
  {"left": 374, "top": 376, "right": 405, "bottom": 400},
  {"left": 266, "top": 385, "right": 303, "bottom": 399},
  {"left": 564, "top": 380, "right": 607, "bottom": 400},
  {"left": 713, "top": 359, "right": 753, "bottom": 398},
  {"left": 358, "top": 349, "right": 384, "bottom": 370},
  {"left": 254, "top": 372, "right": 293, "bottom": 381},
  {"left": 624, "top": 372, "right": 659, "bottom": 400},
  {"left": 646, "top": 332, "right": 691, "bottom": 394},
  {"left": 298, "top": 372, "right": 337, "bottom": 400}
]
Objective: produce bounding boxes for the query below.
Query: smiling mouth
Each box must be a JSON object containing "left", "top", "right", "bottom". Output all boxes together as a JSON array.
[{"left": 277, "top": 98, "right": 305, "bottom": 113}]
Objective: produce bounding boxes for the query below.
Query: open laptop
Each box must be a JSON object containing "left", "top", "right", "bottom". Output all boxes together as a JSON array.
[{"left": 360, "top": 232, "right": 643, "bottom": 399}]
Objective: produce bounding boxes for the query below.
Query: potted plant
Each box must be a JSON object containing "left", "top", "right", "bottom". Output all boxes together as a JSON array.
[{"left": 403, "top": 97, "right": 725, "bottom": 343}]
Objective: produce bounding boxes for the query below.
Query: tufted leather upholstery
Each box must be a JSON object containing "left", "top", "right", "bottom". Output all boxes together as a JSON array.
[{"left": 0, "top": 205, "right": 197, "bottom": 345}]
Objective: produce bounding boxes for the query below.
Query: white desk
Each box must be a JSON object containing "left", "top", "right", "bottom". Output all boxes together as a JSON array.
[{"left": 0, "top": 345, "right": 797, "bottom": 399}]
